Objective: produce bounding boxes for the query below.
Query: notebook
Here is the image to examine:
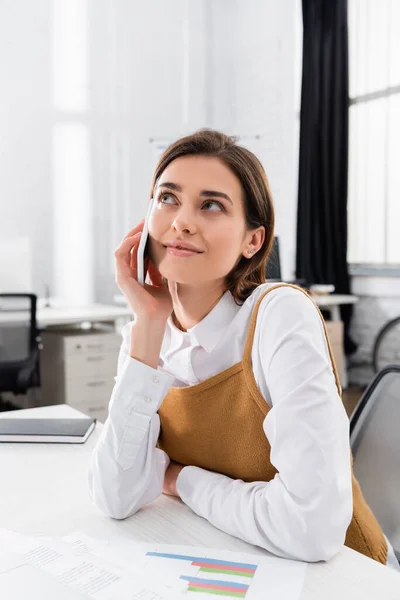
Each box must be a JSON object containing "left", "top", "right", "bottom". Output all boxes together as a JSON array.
[{"left": 0, "top": 418, "right": 96, "bottom": 443}]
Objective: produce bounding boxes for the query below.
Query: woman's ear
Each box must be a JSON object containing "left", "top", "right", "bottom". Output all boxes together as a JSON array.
[{"left": 242, "top": 226, "right": 265, "bottom": 258}]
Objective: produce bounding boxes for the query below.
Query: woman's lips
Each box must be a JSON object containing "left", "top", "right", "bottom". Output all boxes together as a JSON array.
[{"left": 165, "top": 246, "right": 202, "bottom": 257}]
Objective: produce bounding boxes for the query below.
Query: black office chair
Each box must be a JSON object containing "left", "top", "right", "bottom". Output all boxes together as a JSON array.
[
  {"left": 265, "top": 237, "right": 308, "bottom": 288},
  {"left": 0, "top": 294, "right": 41, "bottom": 401},
  {"left": 350, "top": 365, "right": 400, "bottom": 562},
  {"left": 265, "top": 237, "right": 282, "bottom": 281}
]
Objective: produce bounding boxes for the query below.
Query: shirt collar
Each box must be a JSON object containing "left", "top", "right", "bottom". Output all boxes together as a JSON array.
[{"left": 166, "top": 289, "right": 241, "bottom": 354}]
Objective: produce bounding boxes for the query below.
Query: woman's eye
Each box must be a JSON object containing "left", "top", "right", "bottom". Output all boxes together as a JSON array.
[
  {"left": 203, "top": 200, "right": 224, "bottom": 211},
  {"left": 159, "top": 194, "right": 175, "bottom": 204},
  {"left": 158, "top": 194, "right": 224, "bottom": 212}
]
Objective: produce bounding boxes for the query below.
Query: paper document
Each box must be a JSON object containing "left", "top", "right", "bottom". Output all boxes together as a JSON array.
[
  {"left": 0, "top": 528, "right": 172, "bottom": 600},
  {"left": 62, "top": 533, "right": 307, "bottom": 600},
  {"left": 0, "top": 527, "right": 306, "bottom": 600},
  {"left": 0, "top": 563, "right": 90, "bottom": 600}
]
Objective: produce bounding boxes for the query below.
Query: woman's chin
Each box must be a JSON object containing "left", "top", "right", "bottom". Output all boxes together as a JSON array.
[{"left": 160, "top": 269, "right": 201, "bottom": 285}]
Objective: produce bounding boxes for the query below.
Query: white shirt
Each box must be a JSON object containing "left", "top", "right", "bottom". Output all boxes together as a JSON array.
[{"left": 88, "top": 283, "right": 397, "bottom": 567}]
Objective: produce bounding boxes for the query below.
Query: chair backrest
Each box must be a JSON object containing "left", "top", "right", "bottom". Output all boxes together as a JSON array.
[
  {"left": 0, "top": 294, "right": 37, "bottom": 363},
  {"left": 266, "top": 237, "right": 282, "bottom": 280},
  {"left": 350, "top": 366, "right": 400, "bottom": 550}
]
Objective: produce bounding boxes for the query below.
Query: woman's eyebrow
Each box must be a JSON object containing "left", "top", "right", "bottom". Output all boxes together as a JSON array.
[
  {"left": 158, "top": 182, "right": 182, "bottom": 192},
  {"left": 200, "top": 190, "right": 233, "bottom": 205},
  {"left": 158, "top": 182, "right": 233, "bottom": 205}
]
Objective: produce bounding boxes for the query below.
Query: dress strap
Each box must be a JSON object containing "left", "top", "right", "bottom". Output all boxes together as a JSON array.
[{"left": 242, "top": 283, "right": 342, "bottom": 397}]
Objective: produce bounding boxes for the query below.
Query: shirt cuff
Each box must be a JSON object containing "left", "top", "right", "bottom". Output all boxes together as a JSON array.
[
  {"left": 111, "top": 355, "right": 175, "bottom": 418},
  {"left": 176, "top": 466, "right": 225, "bottom": 508}
]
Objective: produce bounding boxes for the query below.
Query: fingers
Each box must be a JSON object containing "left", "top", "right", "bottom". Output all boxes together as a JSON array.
[
  {"left": 122, "top": 220, "right": 145, "bottom": 242},
  {"left": 115, "top": 232, "right": 141, "bottom": 264},
  {"left": 147, "top": 260, "right": 164, "bottom": 287},
  {"left": 115, "top": 228, "right": 165, "bottom": 289}
]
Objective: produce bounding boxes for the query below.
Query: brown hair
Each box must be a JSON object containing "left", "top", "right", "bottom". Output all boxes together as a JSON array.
[{"left": 150, "top": 129, "right": 275, "bottom": 305}]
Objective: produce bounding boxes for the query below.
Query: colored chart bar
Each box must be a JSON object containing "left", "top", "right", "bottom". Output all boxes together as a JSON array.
[
  {"left": 180, "top": 576, "right": 248, "bottom": 590},
  {"left": 193, "top": 562, "right": 255, "bottom": 575},
  {"left": 188, "top": 587, "right": 246, "bottom": 597},
  {"left": 189, "top": 583, "right": 247, "bottom": 593},
  {"left": 199, "top": 567, "right": 254, "bottom": 578},
  {"left": 181, "top": 575, "right": 249, "bottom": 597},
  {"left": 145, "top": 552, "right": 257, "bottom": 570}
]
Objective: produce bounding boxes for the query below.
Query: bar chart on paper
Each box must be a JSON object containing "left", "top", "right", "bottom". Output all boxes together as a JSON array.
[
  {"left": 58, "top": 534, "right": 306, "bottom": 600},
  {"left": 137, "top": 544, "right": 306, "bottom": 599},
  {"left": 146, "top": 551, "right": 257, "bottom": 598},
  {"left": 145, "top": 549, "right": 303, "bottom": 600}
]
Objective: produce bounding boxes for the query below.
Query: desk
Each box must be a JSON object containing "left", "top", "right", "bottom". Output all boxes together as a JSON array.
[
  {"left": 0, "top": 303, "right": 133, "bottom": 329},
  {"left": 0, "top": 303, "right": 133, "bottom": 416},
  {"left": 0, "top": 404, "right": 398, "bottom": 599},
  {"left": 311, "top": 294, "right": 358, "bottom": 322}
]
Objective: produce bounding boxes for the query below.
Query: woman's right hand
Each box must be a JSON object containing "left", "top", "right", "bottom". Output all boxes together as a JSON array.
[{"left": 114, "top": 220, "right": 174, "bottom": 323}]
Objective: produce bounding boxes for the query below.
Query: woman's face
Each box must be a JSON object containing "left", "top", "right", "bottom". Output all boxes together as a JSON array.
[{"left": 147, "top": 155, "right": 257, "bottom": 286}]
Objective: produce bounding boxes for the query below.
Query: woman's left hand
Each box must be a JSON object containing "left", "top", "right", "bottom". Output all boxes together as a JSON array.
[{"left": 163, "top": 461, "right": 184, "bottom": 497}]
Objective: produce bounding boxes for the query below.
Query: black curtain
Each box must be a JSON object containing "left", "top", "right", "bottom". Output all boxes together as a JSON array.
[{"left": 296, "top": 0, "right": 356, "bottom": 354}]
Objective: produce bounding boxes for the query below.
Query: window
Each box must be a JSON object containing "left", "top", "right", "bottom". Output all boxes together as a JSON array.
[
  {"left": 348, "top": 0, "right": 400, "bottom": 266},
  {"left": 52, "top": 0, "right": 93, "bottom": 303}
]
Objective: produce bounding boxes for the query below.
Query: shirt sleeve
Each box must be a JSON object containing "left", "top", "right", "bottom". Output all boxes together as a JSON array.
[
  {"left": 176, "top": 288, "right": 353, "bottom": 562},
  {"left": 88, "top": 320, "right": 175, "bottom": 519}
]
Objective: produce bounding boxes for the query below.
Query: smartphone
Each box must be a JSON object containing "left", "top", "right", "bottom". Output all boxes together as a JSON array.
[{"left": 137, "top": 198, "right": 155, "bottom": 286}]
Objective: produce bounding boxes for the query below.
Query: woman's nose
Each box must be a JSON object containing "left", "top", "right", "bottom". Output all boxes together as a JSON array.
[{"left": 171, "top": 213, "right": 197, "bottom": 235}]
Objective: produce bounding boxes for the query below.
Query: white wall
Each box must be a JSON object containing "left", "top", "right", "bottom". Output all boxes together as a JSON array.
[
  {"left": 87, "top": 0, "right": 209, "bottom": 302},
  {"left": 0, "top": 0, "right": 301, "bottom": 302},
  {"left": 0, "top": 0, "right": 210, "bottom": 302},
  {"left": 0, "top": 0, "right": 53, "bottom": 297},
  {"left": 209, "top": 0, "right": 302, "bottom": 280}
]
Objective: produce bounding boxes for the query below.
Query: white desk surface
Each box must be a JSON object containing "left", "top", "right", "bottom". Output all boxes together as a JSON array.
[
  {"left": 0, "top": 303, "right": 133, "bottom": 327},
  {"left": 310, "top": 294, "right": 358, "bottom": 307},
  {"left": 0, "top": 404, "right": 398, "bottom": 599}
]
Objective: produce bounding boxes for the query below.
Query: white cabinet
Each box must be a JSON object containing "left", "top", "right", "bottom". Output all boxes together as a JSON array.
[{"left": 40, "top": 328, "right": 121, "bottom": 423}]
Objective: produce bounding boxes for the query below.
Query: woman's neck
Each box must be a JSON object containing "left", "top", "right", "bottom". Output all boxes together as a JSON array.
[{"left": 170, "top": 283, "right": 227, "bottom": 332}]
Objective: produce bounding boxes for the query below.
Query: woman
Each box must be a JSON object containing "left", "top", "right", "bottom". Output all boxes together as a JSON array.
[{"left": 89, "top": 129, "right": 397, "bottom": 568}]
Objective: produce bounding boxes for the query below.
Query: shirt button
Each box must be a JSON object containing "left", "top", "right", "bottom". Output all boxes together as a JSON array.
[
  {"left": 152, "top": 376, "right": 160, "bottom": 384},
  {"left": 144, "top": 396, "right": 152, "bottom": 403}
]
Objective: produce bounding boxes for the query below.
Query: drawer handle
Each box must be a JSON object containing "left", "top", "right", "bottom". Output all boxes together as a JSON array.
[
  {"left": 74, "top": 344, "right": 106, "bottom": 351},
  {"left": 87, "top": 405, "right": 106, "bottom": 412},
  {"left": 86, "top": 356, "right": 105, "bottom": 362},
  {"left": 86, "top": 381, "right": 107, "bottom": 388}
]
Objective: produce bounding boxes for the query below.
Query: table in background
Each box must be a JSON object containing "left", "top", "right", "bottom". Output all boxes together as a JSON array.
[
  {"left": 0, "top": 302, "right": 133, "bottom": 330},
  {"left": 0, "top": 404, "right": 398, "bottom": 600},
  {"left": 311, "top": 294, "right": 358, "bottom": 322},
  {"left": 0, "top": 302, "right": 134, "bottom": 416}
]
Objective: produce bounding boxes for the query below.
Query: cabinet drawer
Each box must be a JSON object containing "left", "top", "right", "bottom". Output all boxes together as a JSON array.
[
  {"left": 64, "top": 334, "right": 121, "bottom": 358},
  {"left": 65, "top": 376, "right": 114, "bottom": 410},
  {"left": 65, "top": 352, "right": 119, "bottom": 379}
]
